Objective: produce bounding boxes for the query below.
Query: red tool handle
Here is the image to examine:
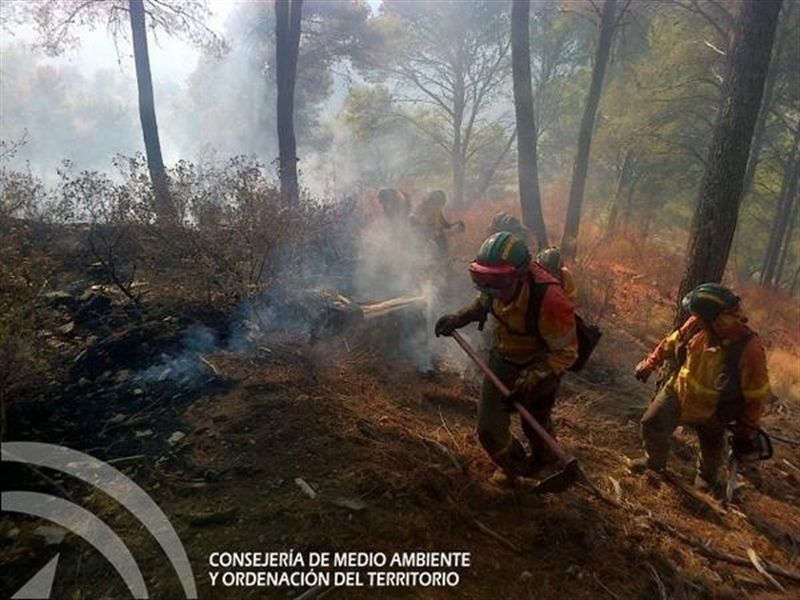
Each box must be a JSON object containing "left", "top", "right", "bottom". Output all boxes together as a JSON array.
[{"left": 451, "top": 331, "right": 574, "bottom": 465}]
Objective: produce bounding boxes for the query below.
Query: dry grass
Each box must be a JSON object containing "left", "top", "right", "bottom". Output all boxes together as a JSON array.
[{"left": 767, "top": 348, "right": 800, "bottom": 405}]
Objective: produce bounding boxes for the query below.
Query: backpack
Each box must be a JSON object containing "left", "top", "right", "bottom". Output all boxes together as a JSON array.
[
  {"left": 488, "top": 266, "right": 601, "bottom": 372},
  {"left": 570, "top": 315, "right": 603, "bottom": 372},
  {"left": 715, "top": 333, "right": 755, "bottom": 423}
]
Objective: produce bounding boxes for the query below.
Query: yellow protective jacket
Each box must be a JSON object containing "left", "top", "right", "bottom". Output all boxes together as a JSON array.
[
  {"left": 643, "top": 313, "right": 771, "bottom": 434},
  {"left": 559, "top": 266, "right": 578, "bottom": 302},
  {"left": 411, "top": 202, "right": 448, "bottom": 235},
  {"left": 463, "top": 263, "right": 578, "bottom": 373}
]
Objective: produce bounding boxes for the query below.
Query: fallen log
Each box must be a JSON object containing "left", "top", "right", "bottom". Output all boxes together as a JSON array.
[{"left": 361, "top": 295, "right": 427, "bottom": 319}]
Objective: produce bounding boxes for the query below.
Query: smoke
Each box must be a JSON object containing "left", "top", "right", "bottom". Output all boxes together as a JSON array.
[
  {"left": 354, "top": 216, "right": 424, "bottom": 301},
  {"left": 0, "top": 44, "right": 141, "bottom": 182},
  {"left": 124, "top": 207, "right": 454, "bottom": 387},
  {"left": 353, "top": 212, "right": 467, "bottom": 372},
  {"left": 1, "top": 0, "right": 490, "bottom": 382},
  {"left": 135, "top": 325, "right": 219, "bottom": 387}
]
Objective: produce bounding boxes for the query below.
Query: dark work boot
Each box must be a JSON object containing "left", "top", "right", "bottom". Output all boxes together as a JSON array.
[
  {"left": 524, "top": 452, "right": 559, "bottom": 477},
  {"left": 489, "top": 468, "right": 518, "bottom": 488},
  {"left": 627, "top": 455, "right": 665, "bottom": 474}
]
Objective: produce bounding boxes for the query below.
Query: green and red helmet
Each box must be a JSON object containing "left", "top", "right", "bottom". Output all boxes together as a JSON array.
[
  {"left": 487, "top": 211, "right": 530, "bottom": 240},
  {"left": 536, "top": 246, "right": 563, "bottom": 275},
  {"left": 469, "top": 232, "right": 531, "bottom": 296},
  {"left": 681, "top": 283, "right": 740, "bottom": 321}
]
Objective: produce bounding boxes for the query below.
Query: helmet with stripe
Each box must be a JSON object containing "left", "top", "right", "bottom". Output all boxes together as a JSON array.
[
  {"left": 469, "top": 232, "right": 530, "bottom": 296},
  {"left": 681, "top": 283, "right": 740, "bottom": 321},
  {"left": 536, "top": 246, "right": 563, "bottom": 275}
]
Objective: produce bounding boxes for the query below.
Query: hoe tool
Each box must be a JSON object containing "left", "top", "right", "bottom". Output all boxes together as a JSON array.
[
  {"left": 451, "top": 331, "right": 579, "bottom": 493},
  {"left": 452, "top": 331, "right": 617, "bottom": 503}
]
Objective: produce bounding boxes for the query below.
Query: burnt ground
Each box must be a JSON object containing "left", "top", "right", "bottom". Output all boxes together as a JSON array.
[{"left": 2, "top": 295, "right": 799, "bottom": 600}]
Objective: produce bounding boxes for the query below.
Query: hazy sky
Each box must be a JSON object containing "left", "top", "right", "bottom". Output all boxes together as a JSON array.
[
  {"left": 1, "top": 0, "right": 236, "bottom": 87},
  {"left": 2, "top": 0, "right": 381, "bottom": 85},
  {"left": 0, "top": 0, "right": 381, "bottom": 183}
]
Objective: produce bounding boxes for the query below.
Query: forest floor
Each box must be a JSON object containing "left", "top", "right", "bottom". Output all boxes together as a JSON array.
[{"left": 2, "top": 253, "right": 799, "bottom": 600}]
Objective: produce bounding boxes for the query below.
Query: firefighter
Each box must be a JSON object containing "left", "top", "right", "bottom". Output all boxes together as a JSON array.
[
  {"left": 410, "top": 190, "right": 464, "bottom": 257},
  {"left": 487, "top": 211, "right": 530, "bottom": 245},
  {"left": 536, "top": 246, "right": 577, "bottom": 303},
  {"left": 630, "top": 284, "right": 772, "bottom": 490},
  {"left": 378, "top": 188, "right": 410, "bottom": 224},
  {"left": 434, "top": 232, "right": 578, "bottom": 483}
]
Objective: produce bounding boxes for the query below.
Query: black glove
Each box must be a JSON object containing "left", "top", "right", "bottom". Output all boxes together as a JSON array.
[
  {"left": 512, "top": 365, "right": 552, "bottom": 397},
  {"left": 435, "top": 314, "right": 461, "bottom": 337},
  {"left": 731, "top": 436, "right": 757, "bottom": 458},
  {"left": 634, "top": 359, "right": 654, "bottom": 383},
  {"left": 500, "top": 393, "right": 517, "bottom": 413}
]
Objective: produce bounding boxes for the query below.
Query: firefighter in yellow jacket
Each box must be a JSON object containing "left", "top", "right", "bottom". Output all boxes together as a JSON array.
[
  {"left": 536, "top": 246, "right": 578, "bottom": 303},
  {"left": 434, "top": 233, "right": 578, "bottom": 482},
  {"left": 630, "top": 283, "right": 771, "bottom": 490},
  {"left": 410, "top": 190, "right": 464, "bottom": 257}
]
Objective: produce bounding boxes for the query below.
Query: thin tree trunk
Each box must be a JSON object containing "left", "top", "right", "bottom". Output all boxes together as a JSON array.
[
  {"left": 560, "top": 0, "right": 617, "bottom": 261},
  {"left": 129, "top": 0, "right": 172, "bottom": 222},
  {"left": 452, "top": 151, "right": 465, "bottom": 205},
  {"left": 276, "top": 0, "right": 303, "bottom": 205},
  {"left": 742, "top": 3, "right": 791, "bottom": 198},
  {"left": 474, "top": 128, "right": 516, "bottom": 201},
  {"left": 511, "top": 0, "right": 548, "bottom": 249},
  {"left": 625, "top": 173, "right": 641, "bottom": 213},
  {"left": 675, "top": 0, "right": 782, "bottom": 325},
  {"left": 760, "top": 130, "right": 799, "bottom": 286},
  {"left": 790, "top": 263, "right": 800, "bottom": 296},
  {"left": 605, "top": 147, "right": 634, "bottom": 235},
  {"left": 775, "top": 189, "right": 798, "bottom": 287},
  {"left": 451, "top": 65, "right": 466, "bottom": 205}
]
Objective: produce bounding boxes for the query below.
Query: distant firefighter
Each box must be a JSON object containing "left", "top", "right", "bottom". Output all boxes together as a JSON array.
[
  {"left": 434, "top": 233, "right": 577, "bottom": 484},
  {"left": 378, "top": 188, "right": 410, "bottom": 223},
  {"left": 487, "top": 211, "right": 530, "bottom": 245},
  {"left": 630, "top": 283, "right": 772, "bottom": 491},
  {"left": 410, "top": 190, "right": 464, "bottom": 257},
  {"left": 535, "top": 246, "right": 577, "bottom": 302}
]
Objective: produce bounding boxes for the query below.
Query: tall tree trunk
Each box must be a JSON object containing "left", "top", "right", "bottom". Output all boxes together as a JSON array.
[
  {"left": 624, "top": 172, "right": 642, "bottom": 230},
  {"left": 605, "top": 147, "right": 634, "bottom": 235},
  {"left": 474, "top": 128, "right": 516, "bottom": 202},
  {"left": 451, "top": 64, "right": 466, "bottom": 205},
  {"left": 511, "top": 0, "right": 548, "bottom": 249},
  {"left": 761, "top": 134, "right": 799, "bottom": 286},
  {"left": 675, "top": 0, "right": 782, "bottom": 325},
  {"left": 129, "top": 0, "right": 172, "bottom": 221},
  {"left": 560, "top": 0, "right": 617, "bottom": 260},
  {"left": 452, "top": 150, "right": 465, "bottom": 205},
  {"left": 742, "top": 4, "right": 791, "bottom": 198},
  {"left": 790, "top": 263, "right": 800, "bottom": 296},
  {"left": 775, "top": 189, "right": 798, "bottom": 287},
  {"left": 275, "top": 0, "right": 303, "bottom": 206}
]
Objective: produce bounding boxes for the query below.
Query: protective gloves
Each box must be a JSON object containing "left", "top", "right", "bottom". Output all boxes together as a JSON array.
[
  {"left": 511, "top": 365, "right": 552, "bottom": 398},
  {"left": 634, "top": 359, "right": 655, "bottom": 382},
  {"left": 434, "top": 302, "right": 489, "bottom": 337},
  {"left": 434, "top": 314, "right": 461, "bottom": 337}
]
